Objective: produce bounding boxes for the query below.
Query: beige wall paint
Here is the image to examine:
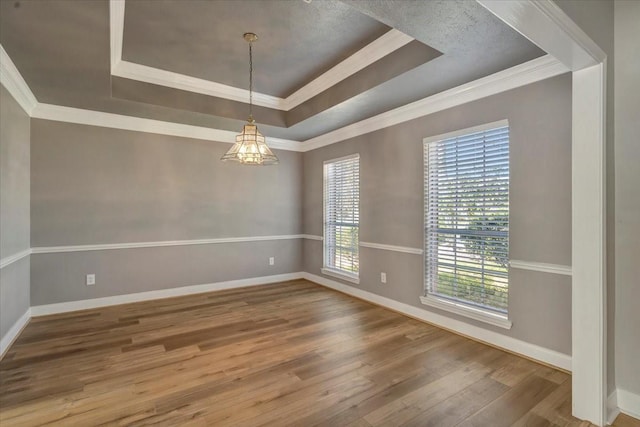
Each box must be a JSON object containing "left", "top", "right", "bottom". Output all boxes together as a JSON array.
[
  {"left": 614, "top": 0, "right": 640, "bottom": 398},
  {"left": 302, "top": 75, "right": 573, "bottom": 354},
  {"left": 0, "top": 85, "right": 31, "bottom": 339},
  {"left": 31, "top": 120, "right": 302, "bottom": 246},
  {"left": 29, "top": 120, "right": 303, "bottom": 304}
]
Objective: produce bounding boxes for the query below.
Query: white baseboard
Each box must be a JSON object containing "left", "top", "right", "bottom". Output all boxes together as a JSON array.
[
  {"left": 0, "top": 309, "right": 31, "bottom": 359},
  {"left": 302, "top": 272, "right": 572, "bottom": 372},
  {"left": 617, "top": 388, "right": 640, "bottom": 420},
  {"left": 30, "top": 272, "right": 304, "bottom": 316},
  {"left": 608, "top": 390, "right": 621, "bottom": 425}
]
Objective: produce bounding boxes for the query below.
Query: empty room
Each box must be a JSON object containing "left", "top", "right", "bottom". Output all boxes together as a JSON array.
[{"left": 0, "top": 0, "right": 638, "bottom": 426}]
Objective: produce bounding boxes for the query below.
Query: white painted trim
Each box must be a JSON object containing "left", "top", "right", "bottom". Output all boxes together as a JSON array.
[
  {"left": 322, "top": 152, "right": 360, "bottom": 165},
  {"left": 0, "top": 44, "right": 38, "bottom": 115},
  {"left": 112, "top": 60, "right": 284, "bottom": 110},
  {"left": 422, "top": 119, "right": 510, "bottom": 145},
  {"left": 31, "top": 103, "right": 301, "bottom": 151},
  {"left": 320, "top": 268, "right": 360, "bottom": 285},
  {"left": 31, "top": 235, "right": 307, "bottom": 254},
  {"left": 109, "top": 0, "right": 125, "bottom": 71},
  {"left": 30, "top": 272, "right": 304, "bottom": 316},
  {"left": 571, "top": 62, "right": 608, "bottom": 426},
  {"left": 509, "top": 260, "right": 572, "bottom": 276},
  {"left": 108, "top": 0, "right": 413, "bottom": 112},
  {"left": 608, "top": 391, "right": 621, "bottom": 425},
  {"left": 0, "top": 248, "right": 31, "bottom": 269},
  {"left": 0, "top": 309, "right": 31, "bottom": 359},
  {"left": 301, "top": 234, "right": 323, "bottom": 241},
  {"left": 300, "top": 55, "right": 568, "bottom": 151},
  {"left": 359, "top": 242, "right": 423, "bottom": 255},
  {"left": 303, "top": 272, "right": 571, "bottom": 371},
  {"left": 284, "top": 29, "right": 413, "bottom": 109},
  {"left": 477, "top": 0, "right": 606, "bottom": 71},
  {"left": 419, "top": 295, "right": 512, "bottom": 330},
  {"left": 617, "top": 389, "right": 640, "bottom": 420}
]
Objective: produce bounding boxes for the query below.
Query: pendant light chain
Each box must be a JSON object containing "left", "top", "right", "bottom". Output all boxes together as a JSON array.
[
  {"left": 249, "top": 40, "right": 253, "bottom": 122},
  {"left": 220, "top": 32, "right": 278, "bottom": 165}
]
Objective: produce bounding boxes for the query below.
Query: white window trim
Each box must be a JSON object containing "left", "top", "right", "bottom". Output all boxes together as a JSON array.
[
  {"left": 322, "top": 153, "right": 360, "bottom": 281},
  {"left": 419, "top": 295, "right": 512, "bottom": 329},
  {"left": 321, "top": 267, "right": 361, "bottom": 284},
  {"left": 422, "top": 120, "right": 511, "bottom": 327}
]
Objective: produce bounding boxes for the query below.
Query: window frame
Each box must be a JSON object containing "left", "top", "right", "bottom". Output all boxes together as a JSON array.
[
  {"left": 322, "top": 153, "right": 360, "bottom": 284},
  {"left": 421, "top": 120, "right": 512, "bottom": 329}
]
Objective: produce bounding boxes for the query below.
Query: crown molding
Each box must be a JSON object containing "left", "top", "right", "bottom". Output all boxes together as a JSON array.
[
  {"left": 112, "top": 60, "right": 284, "bottom": 109},
  {"left": 299, "top": 54, "right": 569, "bottom": 152},
  {"left": 282, "top": 29, "right": 413, "bottom": 110},
  {"left": 477, "top": 0, "right": 606, "bottom": 71},
  {"left": 108, "top": 0, "right": 413, "bottom": 111},
  {"left": 0, "top": 45, "right": 38, "bottom": 115},
  {"left": 109, "top": 0, "right": 125, "bottom": 71},
  {"left": 31, "top": 103, "right": 301, "bottom": 151}
]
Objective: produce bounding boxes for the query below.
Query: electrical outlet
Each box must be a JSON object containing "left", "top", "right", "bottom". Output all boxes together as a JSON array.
[
  {"left": 269, "top": 257, "right": 275, "bottom": 266},
  {"left": 86, "top": 274, "right": 96, "bottom": 286},
  {"left": 381, "top": 272, "right": 387, "bottom": 284}
]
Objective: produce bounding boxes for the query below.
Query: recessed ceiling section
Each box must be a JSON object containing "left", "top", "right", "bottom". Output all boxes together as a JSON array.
[
  {"left": 111, "top": 76, "right": 288, "bottom": 128},
  {"left": 1, "top": 0, "right": 548, "bottom": 142},
  {"left": 111, "top": 39, "right": 441, "bottom": 128},
  {"left": 121, "top": 0, "right": 392, "bottom": 98}
]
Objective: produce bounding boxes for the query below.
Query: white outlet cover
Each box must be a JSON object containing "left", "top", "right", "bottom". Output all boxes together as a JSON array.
[
  {"left": 381, "top": 272, "right": 387, "bottom": 283},
  {"left": 269, "top": 257, "right": 275, "bottom": 266},
  {"left": 86, "top": 274, "right": 96, "bottom": 286}
]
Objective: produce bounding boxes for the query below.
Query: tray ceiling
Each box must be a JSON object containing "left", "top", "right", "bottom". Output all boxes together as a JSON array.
[{"left": 0, "top": 0, "right": 545, "bottom": 141}]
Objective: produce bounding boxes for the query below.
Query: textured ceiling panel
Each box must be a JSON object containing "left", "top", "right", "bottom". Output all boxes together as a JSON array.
[
  {"left": 1, "top": 0, "right": 546, "bottom": 141},
  {"left": 122, "top": 0, "right": 391, "bottom": 97}
]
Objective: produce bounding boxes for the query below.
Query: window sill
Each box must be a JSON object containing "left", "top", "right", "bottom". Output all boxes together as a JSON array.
[
  {"left": 419, "top": 295, "right": 512, "bottom": 330},
  {"left": 321, "top": 268, "right": 360, "bottom": 284}
]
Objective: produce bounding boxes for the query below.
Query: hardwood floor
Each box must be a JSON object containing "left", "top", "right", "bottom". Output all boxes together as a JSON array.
[{"left": 0, "top": 280, "right": 637, "bottom": 426}]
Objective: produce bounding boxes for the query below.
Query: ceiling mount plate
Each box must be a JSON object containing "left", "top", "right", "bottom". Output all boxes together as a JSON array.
[{"left": 243, "top": 33, "right": 258, "bottom": 43}]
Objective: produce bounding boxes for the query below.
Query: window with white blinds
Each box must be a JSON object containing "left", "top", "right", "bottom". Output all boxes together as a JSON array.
[
  {"left": 424, "top": 122, "right": 510, "bottom": 315},
  {"left": 324, "top": 154, "right": 360, "bottom": 278}
]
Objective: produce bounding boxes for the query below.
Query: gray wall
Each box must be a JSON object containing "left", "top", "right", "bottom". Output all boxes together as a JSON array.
[
  {"left": 30, "top": 120, "right": 303, "bottom": 304},
  {"left": 614, "top": 0, "right": 640, "bottom": 398},
  {"left": 302, "top": 75, "right": 573, "bottom": 355},
  {"left": 0, "top": 85, "right": 31, "bottom": 339}
]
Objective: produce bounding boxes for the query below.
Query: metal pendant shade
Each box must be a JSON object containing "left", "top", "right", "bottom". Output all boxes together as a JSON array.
[{"left": 221, "top": 33, "right": 279, "bottom": 166}]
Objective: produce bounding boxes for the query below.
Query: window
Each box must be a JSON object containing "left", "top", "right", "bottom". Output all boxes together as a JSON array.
[
  {"left": 323, "top": 154, "right": 360, "bottom": 283},
  {"left": 422, "top": 121, "right": 510, "bottom": 325}
]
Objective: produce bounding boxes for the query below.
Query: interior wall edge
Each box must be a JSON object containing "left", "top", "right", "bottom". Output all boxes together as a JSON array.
[{"left": 0, "top": 308, "right": 30, "bottom": 359}]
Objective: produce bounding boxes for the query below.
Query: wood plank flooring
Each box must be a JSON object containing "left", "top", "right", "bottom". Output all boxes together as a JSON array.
[{"left": 0, "top": 280, "right": 637, "bottom": 426}]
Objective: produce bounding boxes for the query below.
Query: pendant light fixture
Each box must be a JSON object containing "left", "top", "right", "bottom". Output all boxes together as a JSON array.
[{"left": 221, "top": 33, "right": 279, "bottom": 165}]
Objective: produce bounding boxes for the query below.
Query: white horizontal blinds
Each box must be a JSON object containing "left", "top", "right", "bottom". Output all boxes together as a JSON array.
[
  {"left": 425, "top": 125, "right": 510, "bottom": 314},
  {"left": 324, "top": 155, "right": 360, "bottom": 275}
]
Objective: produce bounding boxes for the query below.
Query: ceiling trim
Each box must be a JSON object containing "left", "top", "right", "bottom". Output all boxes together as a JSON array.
[
  {"left": 0, "top": 45, "right": 38, "bottom": 115},
  {"left": 282, "top": 29, "right": 413, "bottom": 110},
  {"left": 112, "top": 60, "right": 284, "bottom": 109},
  {"left": 108, "top": 0, "right": 413, "bottom": 111},
  {"left": 109, "top": 0, "right": 125, "bottom": 71},
  {"left": 300, "top": 54, "right": 569, "bottom": 151},
  {"left": 477, "top": 0, "right": 606, "bottom": 71},
  {"left": 31, "top": 104, "right": 302, "bottom": 151},
  {"left": 2, "top": 45, "right": 568, "bottom": 155}
]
